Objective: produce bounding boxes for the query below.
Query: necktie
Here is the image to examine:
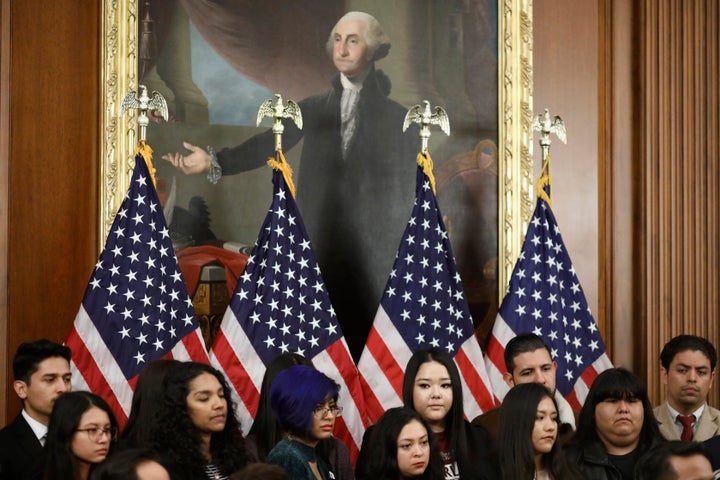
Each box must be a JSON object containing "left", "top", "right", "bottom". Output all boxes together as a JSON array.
[
  {"left": 40, "top": 434, "right": 47, "bottom": 447},
  {"left": 678, "top": 414, "right": 695, "bottom": 441}
]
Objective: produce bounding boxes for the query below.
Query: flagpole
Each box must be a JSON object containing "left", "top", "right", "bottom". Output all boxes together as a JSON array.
[
  {"left": 118, "top": 86, "right": 168, "bottom": 187},
  {"left": 532, "top": 108, "right": 567, "bottom": 205},
  {"left": 402, "top": 100, "right": 451, "bottom": 194},
  {"left": 119, "top": 85, "right": 168, "bottom": 144},
  {"left": 256, "top": 93, "right": 302, "bottom": 197}
]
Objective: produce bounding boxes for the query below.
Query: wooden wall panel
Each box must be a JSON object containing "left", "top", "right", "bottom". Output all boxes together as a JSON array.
[
  {"left": 0, "top": 0, "right": 10, "bottom": 421},
  {"left": 534, "top": 0, "right": 601, "bottom": 340},
  {"left": 639, "top": 0, "right": 720, "bottom": 406},
  {"left": 1, "top": 0, "right": 100, "bottom": 424}
]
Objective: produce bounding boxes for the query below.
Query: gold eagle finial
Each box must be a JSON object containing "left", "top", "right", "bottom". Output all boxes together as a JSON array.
[
  {"left": 403, "top": 100, "right": 450, "bottom": 154},
  {"left": 256, "top": 94, "right": 303, "bottom": 152}
]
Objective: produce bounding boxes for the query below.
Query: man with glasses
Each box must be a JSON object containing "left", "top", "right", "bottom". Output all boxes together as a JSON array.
[{"left": 0, "top": 339, "right": 72, "bottom": 480}]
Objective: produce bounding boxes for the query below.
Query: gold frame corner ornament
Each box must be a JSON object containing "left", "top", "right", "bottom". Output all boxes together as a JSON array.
[{"left": 99, "top": 0, "right": 534, "bottom": 306}]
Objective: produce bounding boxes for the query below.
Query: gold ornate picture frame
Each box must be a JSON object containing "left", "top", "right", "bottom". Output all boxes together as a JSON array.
[{"left": 99, "top": 0, "right": 533, "bottom": 319}]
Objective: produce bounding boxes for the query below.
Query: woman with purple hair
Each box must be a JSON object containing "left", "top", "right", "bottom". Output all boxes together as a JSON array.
[{"left": 266, "top": 365, "right": 341, "bottom": 480}]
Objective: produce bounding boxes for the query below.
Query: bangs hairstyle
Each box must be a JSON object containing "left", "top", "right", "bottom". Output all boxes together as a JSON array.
[
  {"left": 573, "top": 368, "right": 662, "bottom": 450},
  {"left": 402, "top": 348, "right": 469, "bottom": 466},
  {"left": 402, "top": 348, "right": 464, "bottom": 430},
  {"left": 269, "top": 365, "right": 340, "bottom": 438}
]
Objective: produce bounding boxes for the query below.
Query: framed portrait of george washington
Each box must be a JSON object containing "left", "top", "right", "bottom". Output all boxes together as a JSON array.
[{"left": 99, "top": 0, "right": 534, "bottom": 352}]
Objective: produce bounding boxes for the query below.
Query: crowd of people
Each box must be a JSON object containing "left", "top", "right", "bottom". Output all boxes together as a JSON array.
[{"left": 0, "top": 334, "right": 719, "bottom": 479}]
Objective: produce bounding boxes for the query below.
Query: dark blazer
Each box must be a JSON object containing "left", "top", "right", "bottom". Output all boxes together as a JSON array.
[
  {"left": 704, "top": 434, "right": 720, "bottom": 472},
  {"left": 0, "top": 414, "right": 45, "bottom": 480}
]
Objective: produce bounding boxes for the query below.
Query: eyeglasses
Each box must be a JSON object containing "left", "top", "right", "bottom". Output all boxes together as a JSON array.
[
  {"left": 75, "top": 427, "right": 117, "bottom": 442},
  {"left": 313, "top": 404, "right": 343, "bottom": 419}
]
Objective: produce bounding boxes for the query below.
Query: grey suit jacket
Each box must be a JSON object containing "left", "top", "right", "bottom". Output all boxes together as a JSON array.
[{"left": 653, "top": 401, "right": 720, "bottom": 442}]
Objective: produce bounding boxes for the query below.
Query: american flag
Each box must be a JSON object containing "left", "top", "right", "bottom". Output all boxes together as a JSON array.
[
  {"left": 66, "top": 152, "right": 210, "bottom": 424},
  {"left": 358, "top": 159, "right": 497, "bottom": 423},
  {"left": 209, "top": 155, "right": 367, "bottom": 461},
  {"left": 484, "top": 180, "right": 613, "bottom": 410}
]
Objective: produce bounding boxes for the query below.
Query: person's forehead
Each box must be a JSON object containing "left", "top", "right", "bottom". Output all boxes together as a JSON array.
[
  {"left": 335, "top": 18, "right": 366, "bottom": 37},
  {"left": 514, "top": 349, "right": 553, "bottom": 367},
  {"left": 33, "top": 356, "right": 70, "bottom": 374},
  {"left": 670, "top": 349, "right": 712, "bottom": 368}
]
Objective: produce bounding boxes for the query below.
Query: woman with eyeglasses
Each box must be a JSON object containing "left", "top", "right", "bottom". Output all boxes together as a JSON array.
[
  {"left": 265, "top": 365, "right": 342, "bottom": 480},
  {"left": 149, "top": 361, "right": 246, "bottom": 480},
  {"left": 245, "top": 353, "right": 353, "bottom": 480},
  {"left": 44, "top": 391, "right": 119, "bottom": 480}
]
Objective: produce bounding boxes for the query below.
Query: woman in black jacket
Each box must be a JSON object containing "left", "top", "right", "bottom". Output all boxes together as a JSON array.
[
  {"left": 563, "top": 368, "right": 664, "bottom": 480},
  {"left": 360, "top": 348, "right": 498, "bottom": 480}
]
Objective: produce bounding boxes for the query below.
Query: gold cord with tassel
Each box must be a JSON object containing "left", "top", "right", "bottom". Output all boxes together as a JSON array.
[
  {"left": 134, "top": 140, "right": 157, "bottom": 188},
  {"left": 266, "top": 149, "right": 296, "bottom": 198},
  {"left": 416, "top": 152, "right": 437, "bottom": 195},
  {"left": 535, "top": 152, "right": 552, "bottom": 208}
]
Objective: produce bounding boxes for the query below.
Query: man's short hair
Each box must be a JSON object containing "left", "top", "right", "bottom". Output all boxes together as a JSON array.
[
  {"left": 660, "top": 335, "right": 717, "bottom": 370},
  {"left": 504, "top": 333, "right": 551, "bottom": 372},
  {"left": 326, "top": 11, "right": 391, "bottom": 61},
  {"left": 635, "top": 441, "right": 711, "bottom": 480},
  {"left": 13, "top": 339, "right": 71, "bottom": 384}
]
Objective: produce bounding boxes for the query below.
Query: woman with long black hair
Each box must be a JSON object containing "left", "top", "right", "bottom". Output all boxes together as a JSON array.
[{"left": 496, "top": 383, "right": 581, "bottom": 479}]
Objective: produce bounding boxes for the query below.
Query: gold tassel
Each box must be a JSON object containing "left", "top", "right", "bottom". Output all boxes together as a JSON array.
[
  {"left": 266, "top": 149, "right": 296, "bottom": 198},
  {"left": 536, "top": 152, "right": 552, "bottom": 208},
  {"left": 134, "top": 140, "right": 157, "bottom": 188},
  {"left": 417, "top": 152, "right": 437, "bottom": 195}
]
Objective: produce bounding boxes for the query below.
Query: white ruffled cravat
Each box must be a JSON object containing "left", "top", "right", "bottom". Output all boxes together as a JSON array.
[{"left": 339, "top": 73, "right": 365, "bottom": 159}]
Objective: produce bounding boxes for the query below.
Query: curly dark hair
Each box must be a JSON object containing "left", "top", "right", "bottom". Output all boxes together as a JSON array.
[{"left": 150, "top": 362, "right": 246, "bottom": 479}]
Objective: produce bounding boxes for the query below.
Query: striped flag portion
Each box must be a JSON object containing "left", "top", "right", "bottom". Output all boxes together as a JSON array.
[
  {"left": 485, "top": 180, "right": 613, "bottom": 409},
  {"left": 358, "top": 161, "right": 496, "bottom": 423},
  {"left": 209, "top": 157, "right": 367, "bottom": 461},
  {"left": 66, "top": 153, "right": 210, "bottom": 424}
]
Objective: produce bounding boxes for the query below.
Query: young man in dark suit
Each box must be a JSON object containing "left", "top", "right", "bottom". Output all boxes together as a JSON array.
[{"left": 0, "top": 339, "right": 72, "bottom": 480}]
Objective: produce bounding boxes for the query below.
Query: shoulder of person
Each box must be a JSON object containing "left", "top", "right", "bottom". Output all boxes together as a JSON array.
[
  {"left": 463, "top": 420, "right": 494, "bottom": 447},
  {"left": 470, "top": 407, "right": 500, "bottom": 428}
]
